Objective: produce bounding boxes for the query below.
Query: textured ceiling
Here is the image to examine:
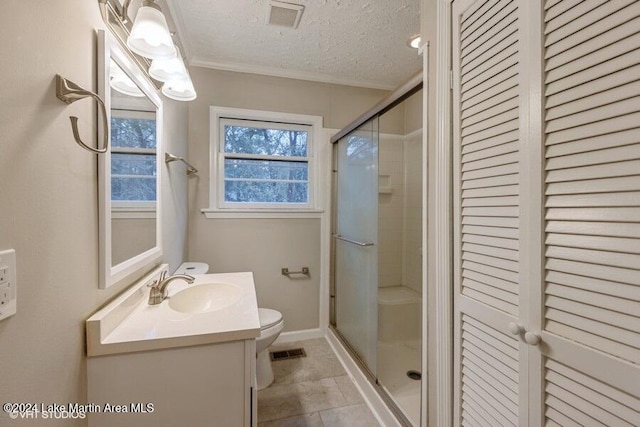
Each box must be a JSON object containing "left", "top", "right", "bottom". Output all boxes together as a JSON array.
[{"left": 165, "top": 0, "right": 422, "bottom": 90}]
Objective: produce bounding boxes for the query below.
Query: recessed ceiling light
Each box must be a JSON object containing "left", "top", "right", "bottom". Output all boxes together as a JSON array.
[{"left": 407, "top": 34, "right": 421, "bottom": 49}]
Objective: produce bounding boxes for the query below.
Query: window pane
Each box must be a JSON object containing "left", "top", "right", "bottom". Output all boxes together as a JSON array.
[
  {"left": 112, "top": 153, "right": 156, "bottom": 176},
  {"left": 224, "top": 181, "right": 308, "bottom": 204},
  {"left": 112, "top": 153, "right": 156, "bottom": 201},
  {"left": 223, "top": 124, "right": 308, "bottom": 157},
  {"left": 111, "top": 117, "right": 156, "bottom": 149},
  {"left": 112, "top": 177, "right": 156, "bottom": 201},
  {"left": 224, "top": 158, "right": 308, "bottom": 181}
]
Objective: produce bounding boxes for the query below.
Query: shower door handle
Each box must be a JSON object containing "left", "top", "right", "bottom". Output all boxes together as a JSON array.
[{"left": 332, "top": 234, "right": 374, "bottom": 247}]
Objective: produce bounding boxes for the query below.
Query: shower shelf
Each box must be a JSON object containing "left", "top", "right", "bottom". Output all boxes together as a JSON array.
[{"left": 379, "top": 174, "right": 392, "bottom": 194}]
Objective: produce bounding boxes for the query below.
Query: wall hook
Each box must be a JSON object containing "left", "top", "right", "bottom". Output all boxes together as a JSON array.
[{"left": 56, "top": 75, "right": 109, "bottom": 154}]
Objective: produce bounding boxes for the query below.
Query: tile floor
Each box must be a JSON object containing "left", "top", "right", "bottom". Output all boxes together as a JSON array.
[{"left": 257, "top": 338, "right": 381, "bottom": 427}]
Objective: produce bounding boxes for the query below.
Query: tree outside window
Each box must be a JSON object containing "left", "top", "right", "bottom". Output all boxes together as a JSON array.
[
  {"left": 110, "top": 110, "right": 157, "bottom": 203},
  {"left": 220, "top": 118, "right": 311, "bottom": 207}
]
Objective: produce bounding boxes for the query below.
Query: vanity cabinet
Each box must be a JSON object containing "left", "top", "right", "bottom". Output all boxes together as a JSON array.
[
  {"left": 86, "top": 269, "right": 260, "bottom": 427},
  {"left": 87, "top": 339, "right": 256, "bottom": 427}
]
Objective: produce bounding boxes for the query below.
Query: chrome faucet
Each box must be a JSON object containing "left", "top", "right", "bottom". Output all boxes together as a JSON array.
[{"left": 148, "top": 271, "right": 195, "bottom": 305}]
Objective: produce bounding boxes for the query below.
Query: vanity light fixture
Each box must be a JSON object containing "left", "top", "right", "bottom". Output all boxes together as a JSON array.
[
  {"left": 100, "top": 0, "right": 197, "bottom": 101},
  {"left": 151, "top": 45, "right": 197, "bottom": 101},
  {"left": 149, "top": 46, "right": 189, "bottom": 82},
  {"left": 162, "top": 73, "right": 197, "bottom": 102},
  {"left": 126, "top": 0, "right": 176, "bottom": 60},
  {"left": 110, "top": 60, "right": 145, "bottom": 97}
]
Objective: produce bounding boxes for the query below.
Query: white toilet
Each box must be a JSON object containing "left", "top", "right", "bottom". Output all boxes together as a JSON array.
[
  {"left": 174, "top": 262, "right": 210, "bottom": 275},
  {"left": 175, "top": 262, "right": 284, "bottom": 390},
  {"left": 256, "top": 308, "right": 284, "bottom": 390}
]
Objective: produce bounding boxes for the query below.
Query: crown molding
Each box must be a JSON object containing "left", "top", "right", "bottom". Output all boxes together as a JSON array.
[{"left": 189, "top": 57, "right": 400, "bottom": 91}]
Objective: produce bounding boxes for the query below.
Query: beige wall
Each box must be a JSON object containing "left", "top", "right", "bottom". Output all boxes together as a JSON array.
[
  {"left": 190, "top": 219, "right": 322, "bottom": 331},
  {"left": 162, "top": 99, "right": 190, "bottom": 270},
  {"left": 187, "top": 67, "right": 389, "bottom": 332},
  {"left": 0, "top": 2, "right": 188, "bottom": 425},
  {"left": 112, "top": 218, "right": 156, "bottom": 265}
]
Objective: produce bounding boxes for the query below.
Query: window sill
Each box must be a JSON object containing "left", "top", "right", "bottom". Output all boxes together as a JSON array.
[{"left": 201, "top": 208, "right": 324, "bottom": 219}]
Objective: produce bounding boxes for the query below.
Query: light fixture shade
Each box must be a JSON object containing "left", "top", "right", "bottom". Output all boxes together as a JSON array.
[
  {"left": 162, "top": 76, "right": 197, "bottom": 101},
  {"left": 110, "top": 61, "right": 145, "bottom": 97},
  {"left": 127, "top": 5, "right": 176, "bottom": 59},
  {"left": 149, "top": 47, "right": 189, "bottom": 82},
  {"left": 408, "top": 35, "right": 421, "bottom": 49}
]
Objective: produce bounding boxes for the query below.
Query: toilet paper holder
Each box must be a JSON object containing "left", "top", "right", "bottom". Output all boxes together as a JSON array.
[{"left": 281, "top": 267, "right": 310, "bottom": 277}]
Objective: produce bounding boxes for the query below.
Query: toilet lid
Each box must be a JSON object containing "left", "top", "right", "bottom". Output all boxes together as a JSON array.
[{"left": 259, "top": 308, "right": 283, "bottom": 329}]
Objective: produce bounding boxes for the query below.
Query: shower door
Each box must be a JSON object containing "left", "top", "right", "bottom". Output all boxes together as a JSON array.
[{"left": 333, "top": 118, "right": 379, "bottom": 373}]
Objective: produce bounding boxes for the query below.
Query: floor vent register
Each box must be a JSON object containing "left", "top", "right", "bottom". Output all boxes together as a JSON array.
[{"left": 270, "top": 348, "right": 307, "bottom": 361}]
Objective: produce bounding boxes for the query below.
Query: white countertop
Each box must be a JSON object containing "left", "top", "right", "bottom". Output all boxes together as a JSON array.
[{"left": 86, "top": 267, "right": 261, "bottom": 357}]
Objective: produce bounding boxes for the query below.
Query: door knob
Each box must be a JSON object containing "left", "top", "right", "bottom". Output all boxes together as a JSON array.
[
  {"left": 524, "top": 331, "right": 541, "bottom": 346},
  {"left": 508, "top": 322, "right": 524, "bottom": 335}
]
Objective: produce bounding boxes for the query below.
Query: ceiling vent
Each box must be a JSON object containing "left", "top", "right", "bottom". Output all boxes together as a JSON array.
[{"left": 267, "top": 1, "right": 305, "bottom": 29}]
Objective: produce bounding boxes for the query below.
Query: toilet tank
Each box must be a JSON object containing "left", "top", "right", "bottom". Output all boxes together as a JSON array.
[{"left": 174, "top": 262, "right": 209, "bottom": 275}]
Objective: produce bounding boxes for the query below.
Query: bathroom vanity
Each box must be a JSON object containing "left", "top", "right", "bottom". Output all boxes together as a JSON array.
[{"left": 86, "top": 266, "right": 260, "bottom": 427}]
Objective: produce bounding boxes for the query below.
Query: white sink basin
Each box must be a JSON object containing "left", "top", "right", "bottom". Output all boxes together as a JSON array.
[
  {"left": 168, "top": 283, "right": 244, "bottom": 314},
  {"left": 86, "top": 270, "right": 260, "bottom": 357}
]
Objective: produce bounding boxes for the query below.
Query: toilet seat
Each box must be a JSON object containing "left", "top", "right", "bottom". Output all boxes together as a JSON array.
[{"left": 259, "top": 308, "right": 283, "bottom": 330}]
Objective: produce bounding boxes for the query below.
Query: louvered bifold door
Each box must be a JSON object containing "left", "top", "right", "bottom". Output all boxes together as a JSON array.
[
  {"left": 452, "top": 0, "right": 528, "bottom": 425},
  {"left": 540, "top": 0, "right": 640, "bottom": 425}
]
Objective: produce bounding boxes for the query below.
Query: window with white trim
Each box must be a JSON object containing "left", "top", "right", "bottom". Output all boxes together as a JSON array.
[
  {"left": 110, "top": 110, "right": 157, "bottom": 210},
  {"left": 209, "top": 107, "right": 322, "bottom": 215}
]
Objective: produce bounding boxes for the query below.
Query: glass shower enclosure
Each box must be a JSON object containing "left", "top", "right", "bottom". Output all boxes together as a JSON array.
[
  {"left": 330, "top": 77, "right": 423, "bottom": 426},
  {"left": 333, "top": 118, "right": 380, "bottom": 373}
]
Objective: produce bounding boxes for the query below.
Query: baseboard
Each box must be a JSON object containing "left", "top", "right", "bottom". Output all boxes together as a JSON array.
[
  {"left": 326, "top": 329, "right": 402, "bottom": 427},
  {"left": 273, "top": 328, "right": 324, "bottom": 344}
]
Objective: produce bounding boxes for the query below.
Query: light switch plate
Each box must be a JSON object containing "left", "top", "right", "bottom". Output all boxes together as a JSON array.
[{"left": 0, "top": 249, "right": 16, "bottom": 321}]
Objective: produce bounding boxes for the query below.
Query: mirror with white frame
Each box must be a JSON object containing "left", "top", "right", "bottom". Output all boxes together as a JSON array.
[{"left": 97, "top": 29, "right": 162, "bottom": 289}]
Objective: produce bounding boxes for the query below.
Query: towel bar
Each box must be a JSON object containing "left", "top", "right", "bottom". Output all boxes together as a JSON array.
[
  {"left": 165, "top": 152, "right": 198, "bottom": 175},
  {"left": 56, "top": 75, "right": 109, "bottom": 154}
]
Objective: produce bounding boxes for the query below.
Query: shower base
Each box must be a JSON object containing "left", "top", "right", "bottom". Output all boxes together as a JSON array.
[{"left": 378, "top": 339, "right": 422, "bottom": 426}]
